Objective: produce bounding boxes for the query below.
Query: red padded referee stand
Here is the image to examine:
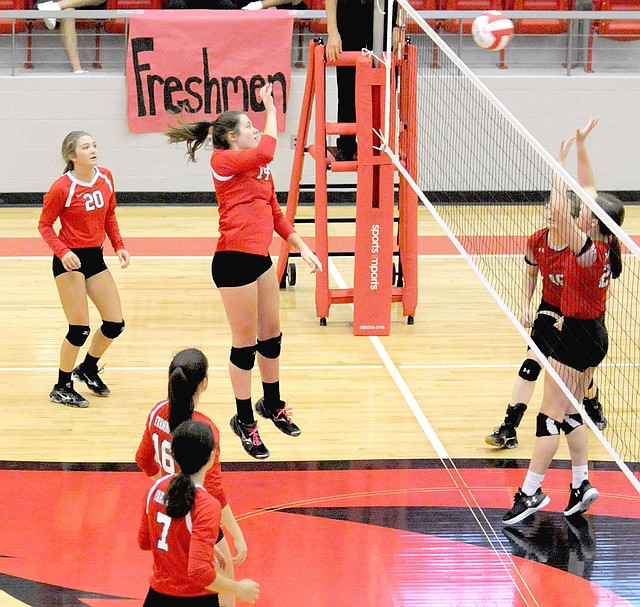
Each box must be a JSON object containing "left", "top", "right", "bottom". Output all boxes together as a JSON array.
[{"left": 276, "top": 39, "right": 418, "bottom": 335}]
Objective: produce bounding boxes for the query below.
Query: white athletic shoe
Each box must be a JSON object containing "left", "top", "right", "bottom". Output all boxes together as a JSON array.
[{"left": 37, "top": 1, "right": 61, "bottom": 30}]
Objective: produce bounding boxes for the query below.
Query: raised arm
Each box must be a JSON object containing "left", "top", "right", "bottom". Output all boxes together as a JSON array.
[
  {"left": 575, "top": 116, "right": 599, "bottom": 198},
  {"left": 260, "top": 82, "right": 277, "bottom": 141},
  {"left": 550, "top": 139, "right": 590, "bottom": 256}
]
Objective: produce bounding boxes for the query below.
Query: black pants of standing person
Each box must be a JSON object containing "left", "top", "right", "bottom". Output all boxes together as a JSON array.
[{"left": 335, "top": 0, "right": 375, "bottom": 161}]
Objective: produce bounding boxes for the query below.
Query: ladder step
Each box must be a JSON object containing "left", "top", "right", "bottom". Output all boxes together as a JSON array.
[
  {"left": 329, "top": 288, "right": 354, "bottom": 304},
  {"left": 307, "top": 144, "right": 358, "bottom": 172},
  {"left": 329, "top": 161, "right": 358, "bottom": 173},
  {"left": 326, "top": 123, "right": 357, "bottom": 136}
]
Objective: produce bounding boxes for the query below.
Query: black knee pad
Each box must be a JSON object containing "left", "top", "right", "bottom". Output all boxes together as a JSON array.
[
  {"left": 536, "top": 412, "right": 562, "bottom": 437},
  {"left": 257, "top": 332, "right": 282, "bottom": 359},
  {"left": 66, "top": 325, "right": 91, "bottom": 347},
  {"left": 230, "top": 344, "right": 257, "bottom": 370},
  {"left": 518, "top": 359, "right": 541, "bottom": 382},
  {"left": 561, "top": 413, "right": 584, "bottom": 434},
  {"left": 101, "top": 320, "right": 125, "bottom": 339}
]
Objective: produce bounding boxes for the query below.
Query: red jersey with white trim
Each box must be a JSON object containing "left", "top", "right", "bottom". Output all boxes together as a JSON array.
[
  {"left": 135, "top": 401, "right": 227, "bottom": 508},
  {"left": 38, "top": 167, "right": 125, "bottom": 260},
  {"left": 562, "top": 240, "right": 611, "bottom": 319},
  {"left": 138, "top": 475, "right": 220, "bottom": 597},
  {"left": 525, "top": 228, "right": 568, "bottom": 308},
  {"left": 210, "top": 134, "right": 295, "bottom": 255}
]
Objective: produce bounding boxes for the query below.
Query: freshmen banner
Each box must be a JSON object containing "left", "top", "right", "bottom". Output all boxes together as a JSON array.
[{"left": 126, "top": 10, "right": 293, "bottom": 133}]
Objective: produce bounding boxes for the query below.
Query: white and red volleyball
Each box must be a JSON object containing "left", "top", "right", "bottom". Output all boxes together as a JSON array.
[{"left": 472, "top": 11, "right": 514, "bottom": 51}]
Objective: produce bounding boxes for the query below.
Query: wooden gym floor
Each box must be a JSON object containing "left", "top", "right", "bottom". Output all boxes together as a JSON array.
[{"left": 1, "top": 204, "right": 639, "bottom": 607}]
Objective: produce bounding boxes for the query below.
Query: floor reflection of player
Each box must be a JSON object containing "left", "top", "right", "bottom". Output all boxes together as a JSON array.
[{"left": 504, "top": 513, "right": 596, "bottom": 579}]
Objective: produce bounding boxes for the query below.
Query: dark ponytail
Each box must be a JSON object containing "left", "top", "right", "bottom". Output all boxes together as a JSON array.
[
  {"left": 165, "top": 118, "right": 213, "bottom": 163},
  {"left": 165, "top": 111, "right": 243, "bottom": 162},
  {"left": 167, "top": 348, "right": 208, "bottom": 432},
  {"left": 609, "top": 235, "right": 622, "bottom": 280},
  {"left": 165, "top": 420, "right": 215, "bottom": 518},
  {"left": 165, "top": 473, "right": 196, "bottom": 519},
  {"left": 595, "top": 192, "right": 625, "bottom": 280}
]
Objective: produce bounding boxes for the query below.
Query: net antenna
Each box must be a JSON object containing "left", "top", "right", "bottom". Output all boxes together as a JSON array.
[{"left": 383, "top": 0, "right": 640, "bottom": 492}]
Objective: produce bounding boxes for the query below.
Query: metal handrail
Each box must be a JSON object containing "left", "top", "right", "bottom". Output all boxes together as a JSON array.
[{"left": 1, "top": 9, "right": 638, "bottom": 76}]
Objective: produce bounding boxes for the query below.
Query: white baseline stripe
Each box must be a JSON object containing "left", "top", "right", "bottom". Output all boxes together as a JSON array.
[
  {"left": 0, "top": 253, "right": 521, "bottom": 262},
  {"left": 3, "top": 361, "right": 631, "bottom": 372}
]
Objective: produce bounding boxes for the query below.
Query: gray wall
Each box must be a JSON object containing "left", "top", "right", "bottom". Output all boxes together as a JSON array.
[{"left": 1, "top": 70, "right": 639, "bottom": 196}]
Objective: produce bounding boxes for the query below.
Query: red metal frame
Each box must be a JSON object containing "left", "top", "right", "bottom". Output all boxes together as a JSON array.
[{"left": 276, "top": 39, "right": 418, "bottom": 335}]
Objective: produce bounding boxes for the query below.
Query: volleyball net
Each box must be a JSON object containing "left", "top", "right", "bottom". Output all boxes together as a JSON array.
[{"left": 383, "top": 0, "right": 640, "bottom": 489}]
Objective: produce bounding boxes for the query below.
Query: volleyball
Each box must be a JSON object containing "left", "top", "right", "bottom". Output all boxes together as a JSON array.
[{"left": 472, "top": 11, "right": 514, "bottom": 51}]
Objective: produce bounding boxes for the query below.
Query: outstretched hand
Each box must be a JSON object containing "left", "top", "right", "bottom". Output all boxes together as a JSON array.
[
  {"left": 556, "top": 136, "right": 575, "bottom": 165},
  {"left": 259, "top": 82, "right": 275, "bottom": 113},
  {"left": 576, "top": 116, "right": 599, "bottom": 143}
]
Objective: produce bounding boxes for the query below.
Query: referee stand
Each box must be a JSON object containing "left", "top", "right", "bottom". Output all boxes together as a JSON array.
[{"left": 277, "top": 38, "right": 418, "bottom": 336}]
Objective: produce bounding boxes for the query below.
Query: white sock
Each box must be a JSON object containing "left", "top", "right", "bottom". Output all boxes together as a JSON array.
[
  {"left": 572, "top": 465, "right": 589, "bottom": 489},
  {"left": 522, "top": 471, "right": 545, "bottom": 496}
]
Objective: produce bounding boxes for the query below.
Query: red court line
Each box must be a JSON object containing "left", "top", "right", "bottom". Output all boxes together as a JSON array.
[{"left": 3, "top": 235, "right": 638, "bottom": 257}]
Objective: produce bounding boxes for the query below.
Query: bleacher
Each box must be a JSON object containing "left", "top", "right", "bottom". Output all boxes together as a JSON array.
[{"left": 0, "top": 1, "right": 639, "bottom": 73}]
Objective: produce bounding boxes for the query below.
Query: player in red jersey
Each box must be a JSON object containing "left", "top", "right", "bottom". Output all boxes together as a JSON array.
[
  {"left": 485, "top": 224, "right": 571, "bottom": 450},
  {"left": 136, "top": 348, "right": 246, "bottom": 607},
  {"left": 486, "top": 199, "right": 606, "bottom": 448},
  {"left": 165, "top": 83, "right": 322, "bottom": 459},
  {"left": 139, "top": 419, "right": 260, "bottom": 606},
  {"left": 38, "top": 131, "right": 129, "bottom": 408},
  {"left": 503, "top": 117, "right": 625, "bottom": 525}
]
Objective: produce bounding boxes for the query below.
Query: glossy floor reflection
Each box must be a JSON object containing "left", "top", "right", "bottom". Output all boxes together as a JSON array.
[{"left": 1, "top": 460, "right": 639, "bottom": 607}]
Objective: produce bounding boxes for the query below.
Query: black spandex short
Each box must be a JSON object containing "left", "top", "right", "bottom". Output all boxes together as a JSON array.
[
  {"left": 52, "top": 247, "right": 108, "bottom": 279},
  {"left": 211, "top": 251, "right": 272, "bottom": 288},
  {"left": 549, "top": 315, "right": 608, "bottom": 372},
  {"left": 528, "top": 299, "right": 563, "bottom": 359},
  {"left": 143, "top": 587, "right": 219, "bottom": 607}
]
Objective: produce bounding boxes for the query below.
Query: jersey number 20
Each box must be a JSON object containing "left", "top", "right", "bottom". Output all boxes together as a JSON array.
[{"left": 83, "top": 191, "right": 105, "bottom": 212}]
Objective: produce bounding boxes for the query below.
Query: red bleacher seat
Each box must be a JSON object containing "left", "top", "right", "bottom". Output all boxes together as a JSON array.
[
  {"left": 441, "top": 0, "right": 502, "bottom": 35},
  {"left": 587, "top": 0, "right": 640, "bottom": 71},
  {"left": 513, "top": 0, "right": 570, "bottom": 36},
  {"left": 104, "top": 0, "right": 163, "bottom": 34},
  {"left": 407, "top": 0, "right": 440, "bottom": 33},
  {"left": 596, "top": 0, "right": 640, "bottom": 40},
  {"left": 307, "top": 0, "right": 326, "bottom": 34},
  {"left": 0, "top": 0, "right": 27, "bottom": 34}
]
